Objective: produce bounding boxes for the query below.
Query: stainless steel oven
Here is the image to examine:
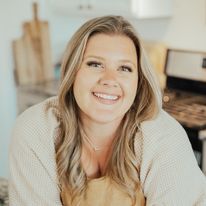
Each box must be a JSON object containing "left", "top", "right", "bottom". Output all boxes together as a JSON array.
[{"left": 162, "top": 49, "right": 206, "bottom": 173}]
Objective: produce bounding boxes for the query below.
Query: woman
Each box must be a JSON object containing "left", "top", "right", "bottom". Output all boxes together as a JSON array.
[{"left": 9, "top": 16, "right": 206, "bottom": 206}]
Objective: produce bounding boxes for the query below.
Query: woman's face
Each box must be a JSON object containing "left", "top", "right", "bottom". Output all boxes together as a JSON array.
[{"left": 73, "top": 33, "right": 138, "bottom": 124}]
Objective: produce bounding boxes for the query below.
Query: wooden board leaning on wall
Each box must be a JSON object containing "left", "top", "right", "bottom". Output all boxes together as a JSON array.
[{"left": 13, "top": 2, "right": 54, "bottom": 85}]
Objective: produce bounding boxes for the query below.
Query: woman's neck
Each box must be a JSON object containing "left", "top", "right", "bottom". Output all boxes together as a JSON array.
[{"left": 80, "top": 116, "right": 123, "bottom": 146}]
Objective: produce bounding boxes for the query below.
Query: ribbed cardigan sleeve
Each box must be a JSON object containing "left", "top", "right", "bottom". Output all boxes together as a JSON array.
[
  {"left": 9, "top": 99, "right": 62, "bottom": 206},
  {"left": 139, "top": 110, "right": 206, "bottom": 206}
]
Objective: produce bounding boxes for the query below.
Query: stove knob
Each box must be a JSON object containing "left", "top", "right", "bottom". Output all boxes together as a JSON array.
[{"left": 163, "top": 95, "right": 170, "bottom": 102}]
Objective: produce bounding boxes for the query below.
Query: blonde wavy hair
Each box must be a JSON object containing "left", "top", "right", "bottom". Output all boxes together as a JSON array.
[{"left": 56, "top": 15, "right": 162, "bottom": 205}]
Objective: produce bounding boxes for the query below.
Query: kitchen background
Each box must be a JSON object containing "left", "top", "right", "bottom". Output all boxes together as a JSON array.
[{"left": 1, "top": 0, "right": 206, "bottom": 179}]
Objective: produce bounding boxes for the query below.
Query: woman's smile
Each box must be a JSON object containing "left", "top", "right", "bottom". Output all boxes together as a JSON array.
[{"left": 92, "top": 91, "right": 121, "bottom": 105}]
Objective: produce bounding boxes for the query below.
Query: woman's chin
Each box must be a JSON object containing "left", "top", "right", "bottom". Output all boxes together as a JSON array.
[{"left": 89, "top": 112, "right": 124, "bottom": 125}]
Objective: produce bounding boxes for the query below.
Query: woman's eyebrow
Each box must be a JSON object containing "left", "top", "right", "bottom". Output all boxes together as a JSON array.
[
  {"left": 84, "top": 55, "right": 136, "bottom": 67},
  {"left": 119, "top": 60, "right": 137, "bottom": 67},
  {"left": 84, "top": 55, "right": 105, "bottom": 60}
]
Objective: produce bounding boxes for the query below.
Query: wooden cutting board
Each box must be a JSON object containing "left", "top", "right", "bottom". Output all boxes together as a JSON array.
[
  {"left": 13, "top": 3, "right": 54, "bottom": 85},
  {"left": 13, "top": 37, "right": 30, "bottom": 85}
]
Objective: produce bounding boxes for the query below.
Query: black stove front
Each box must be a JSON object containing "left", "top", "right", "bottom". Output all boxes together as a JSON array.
[{"left": 162, "top": 49, "right": 206, "bottom": 169}]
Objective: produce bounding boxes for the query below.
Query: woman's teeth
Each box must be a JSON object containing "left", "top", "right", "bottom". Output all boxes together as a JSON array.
[{"left": 93, "top": 92, "right": 118, "bottom": 100}]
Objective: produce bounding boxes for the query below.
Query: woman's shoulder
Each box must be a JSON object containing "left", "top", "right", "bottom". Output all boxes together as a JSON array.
[
  {"left": 134, "top": 109, "right": 189, "bottom": 156},
  {"left": 16, "top": 95, "right": 59, "bottom": 123},
  {"left": 11, "top": 96, "right": 60, "bottom": 146},
  {"left": 19, "top": 95, "right": 58, "bottom": 115},
  {"left": 9, "top": 96, "right": 62, "bottom": 195},
  {"left": 141, "top": 109, "right": 186, "bottom": 139}
]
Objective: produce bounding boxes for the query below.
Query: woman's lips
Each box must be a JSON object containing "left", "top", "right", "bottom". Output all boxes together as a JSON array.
[{"left": 92, "top": 92, "right": 120, "bottom": 105}]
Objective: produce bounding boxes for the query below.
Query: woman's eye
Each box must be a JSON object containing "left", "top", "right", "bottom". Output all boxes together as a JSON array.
[
  {"left": 120, "top": 66, "right": 132, "bottom": 72},
  {"left": 86, "top": 61, "right": 103, "bottom": 69}
]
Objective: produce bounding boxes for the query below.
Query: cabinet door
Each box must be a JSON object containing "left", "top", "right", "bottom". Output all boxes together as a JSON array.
[
  {"left": 132, "top": 0, "right": 173, "bottom": 18},
  {"left": 48, "top": 0, "right": 132, "bottom": 17},
  {"left": 90, "top": 0, "right": 131, "bottom": 15}
]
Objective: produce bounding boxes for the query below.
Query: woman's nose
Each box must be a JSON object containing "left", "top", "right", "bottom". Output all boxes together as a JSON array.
[{"left": 98, "top": 69, "right": 118, "bottom": 87}]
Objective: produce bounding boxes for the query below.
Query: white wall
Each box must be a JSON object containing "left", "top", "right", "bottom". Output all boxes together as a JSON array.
[
  {"left": 0, "top": 0, "right": 205, "bottom": 177},
  {"left": 0, "top": 0, "right": 46, "bottom": 177},
  {"left": 135, "top": 0, "right": 206, "bottom": 51},
  {"left": 164, "top": 0, "right": 206, "bottom": 50}
]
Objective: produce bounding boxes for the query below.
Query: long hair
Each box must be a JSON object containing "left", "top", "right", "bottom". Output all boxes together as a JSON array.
[{"left": 56, "top": 15, "right": 162, "bottom": 205}]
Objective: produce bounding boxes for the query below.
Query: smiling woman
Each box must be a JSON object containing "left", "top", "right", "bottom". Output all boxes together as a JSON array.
[
  {"left": 73, "top": 34, "right": 138, "bottom": 124},
  {"left": 9, "top": 15, "right": 206, "bottom": 206}
]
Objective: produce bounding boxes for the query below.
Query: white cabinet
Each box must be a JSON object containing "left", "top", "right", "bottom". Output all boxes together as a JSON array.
[
  {"left": 48, "top": 0, "right": 131, "bottom": 17},
  {"left": 89, "top": 0, "right": 131, "bottom": 15},
  {"left": 132, "top": 0, "right": 173, "bottom": 18},
  {"left": 48, "top": 0, "right": 172, "bottom": 19}
]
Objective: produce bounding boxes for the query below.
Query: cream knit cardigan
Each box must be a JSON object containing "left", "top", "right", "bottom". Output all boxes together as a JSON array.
[{"left": 9, "top": 97, "right": 206, "bottom": 206}]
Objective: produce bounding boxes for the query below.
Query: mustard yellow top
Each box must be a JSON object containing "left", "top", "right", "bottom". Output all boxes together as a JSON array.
[{"left": 61, "top": 176, "right": 145, "bottom": 206}]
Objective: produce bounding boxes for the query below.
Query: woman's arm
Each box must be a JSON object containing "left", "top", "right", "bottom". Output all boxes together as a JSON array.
[
  {"left": 9, "top": 104, "right": 62, "bottom": 206},
  {"left": 140, "top": 111, "right": 206, "bottom": 206}
]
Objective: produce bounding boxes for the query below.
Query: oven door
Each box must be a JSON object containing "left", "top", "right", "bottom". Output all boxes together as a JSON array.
[{"left": 183, "top": 127, "right": 203, "bottom": 168}]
